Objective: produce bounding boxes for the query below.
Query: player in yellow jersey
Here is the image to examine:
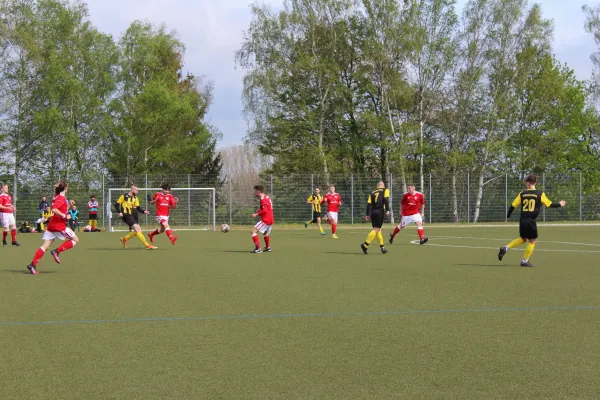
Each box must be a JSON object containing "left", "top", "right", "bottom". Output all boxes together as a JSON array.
[
  {"left": 304, "top": 186, "right": 326, "bottom": 235},
  {"left": 115, "top": 185, "right": 157, "bottom": 249},
  {"left": 361, "top": 181, "right": 390, "bottom": 254},
  {"left": 498, "top": 175, "right": 565, "bottom": 267}
]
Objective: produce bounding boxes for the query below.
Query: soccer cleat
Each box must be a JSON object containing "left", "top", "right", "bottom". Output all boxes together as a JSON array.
[
  {"left": 388, "top": 233, "right": 394, "bottom": 244},
  {"left": 380, "top": 247, "right": 388, "bottom": 254},
  {"left": 170, "top": 235, "right": 178, "bottom": 245},
  {"left": 251, "top": 248, "right": 262, "bottom": 254},
  {"left": 320, "top": 231, "right": 326, "bottom": 236},
  {"left": 332, "top": 234, "right": 339, "bottom": 239},
  {"left": 27, "top": 264, "right": 38, "bottom": 275},
  {"left": 419, "top": 238, "right": 429, "bottom": 245},
  {"left": 498, "top": 246, "right": 507, "bottom": 261},
  {"left": 2, "top": 239, "right": 6, "bottom": 247},
  {"left": 360, "top": 243, "right": 368, "bottom": 254},
  {"left": 50, "top": 250, "right": 60, "bottom": 264},
  {"left": 520, "top": 260, "right": 534, "bottom": 267},
  {"left": 120, "top": 237, "right": 128, "bottom": 248},
  {"left": 145, "top": 244, "right": 158, "bottom": 250},
  {"left": 263, "top": 247, "right": 271, "bottom": 252},
  {"left": 12, "top": 241, "right": 20, "bottom": 247},
  {"left": 148, "top": 233, "right": 155, "bottom": 243}
]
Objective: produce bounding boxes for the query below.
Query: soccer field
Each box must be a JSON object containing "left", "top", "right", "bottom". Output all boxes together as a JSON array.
[{"left": 2, "top": 225, "right": 600, "bottom": 399}]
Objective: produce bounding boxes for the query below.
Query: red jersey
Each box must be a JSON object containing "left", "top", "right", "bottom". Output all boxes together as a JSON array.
[
  {"left": 401, "top": 192, "right": 425, "bottom": 216},
  {"left": 47, "top": 193, "right": 68, "bottom": 232},
  {"left": 322, "top": 193, "right": 342, "bottom": 212},
  {"left": 152, "top": 192, "right": 177, "bottom": 217},
  {"left": 0, "top": 193, "right": 13, "bottom": 213},
  {"left": 257, "top": 194, "right": 274, "bottom": 225}
]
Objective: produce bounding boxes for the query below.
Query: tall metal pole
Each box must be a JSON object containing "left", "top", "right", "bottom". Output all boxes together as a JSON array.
[
  {"left": 187, "top": 174, "right": 191, "bottom": 226},
  {"left": 350, "top": 175, "right": 354, "bottom": 224},
  {"left": 467, "top": 173, "right": 470, "bottom": 223},
  {"left": 13, "top": 173, "right": 17, "bottom": 221},
  {"left": 102, "top": 174, "right": 105, "bottom": 227},
  {"left": 505, "top": 173, "right": 508, "bottom": 221},
  {"left": 542, "top": 173, "right": 546, "bottom": 222},
  {"left": 429, "top": 173, "right": 432, "bottom": 224},
  {"left": 389, "top": 173, "right": 394, "bottom": 225},
  {"left": 212, "top": 188, "right": 216, "bottom": 231},
  {"left": 311, "top": 174, "right": 314, "bottom": 221},
  {"left": 580, "top": 171, "right": 583, "bottom": 223},
  {"left": 270, "top": 175, "right": 273, "bottom": 197},
  {"left": 144, "top": 174, "right": 148, "bottom": 227},
  {"left": 229, "top": 177, "right": 232, "bottom": 226}
]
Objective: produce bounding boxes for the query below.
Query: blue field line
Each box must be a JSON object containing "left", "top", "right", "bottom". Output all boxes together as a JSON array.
[{"left": 1, "top": 305, "right": 600, "bottom": 327}]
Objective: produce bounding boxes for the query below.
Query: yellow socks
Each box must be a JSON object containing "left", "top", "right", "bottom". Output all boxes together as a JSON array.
[
  {"left": 507, "top": 238, "right": 526, "bottom": 249},
  {"left": 136, "top": 232, "right": 149, "bottom": 245},
  {"left": 364, "top": 230, "right": 376, "bottom": 246},
  {"left": 524, "top": 242, "right": 535, "bottom": 261},
  {"left": 125, "top": 231, "right": 137, "bottom": 240},
  {"left": 377, "top": 231, "right": 384, "bottom": 245}
]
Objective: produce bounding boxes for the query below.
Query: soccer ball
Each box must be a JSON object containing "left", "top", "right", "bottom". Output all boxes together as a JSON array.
[
  {"left": 220, "top": 224, "right": 230, "bottom": 233},
  {"left": 84, "top": 225, "right": 91, "bottom": 232}
]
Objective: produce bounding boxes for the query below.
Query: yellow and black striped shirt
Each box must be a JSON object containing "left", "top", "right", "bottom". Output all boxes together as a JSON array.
[
  {"left": 307, "top": 194, "right": 323, "bottom": 213},
  {"left": 116, "top": 193, "right": 144, "bottom": 215}
]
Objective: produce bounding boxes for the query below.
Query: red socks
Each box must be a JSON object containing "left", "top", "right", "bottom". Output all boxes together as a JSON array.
[
  {"left": 418, "top": 227, "right": 425, "bottom": 240},
  {"left": 11, "top": 230, "right": 16, "bottom": 241},
  {"left": 252, "top": 234, "right": 260, "bottom": 248},
  {"left": 150, "top": 229, "right": 160, "bottom": 237},
  {"left": 165, "top": 229, "right": 173, "bottom": 239},
  {"left": 32, "top": 248, "right": 45, "bottom": 267},
  {"left": 264, "top": 236, "right": 270, "bottom": 248},
  {"left": 2, "top": 231, "right": 6, "bottom": 240},
  {"left": 392, "top": 226, "right": 400, "bottom": 238},
  {"left": 332, "top": 224, "right": 337, "bottom": 234},
  {"left": 57, "top": 240, "right": 75, "bottom": 254}
]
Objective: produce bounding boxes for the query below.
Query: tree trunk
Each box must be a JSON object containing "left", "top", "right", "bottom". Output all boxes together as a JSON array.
[
  {"left": 473, "top": 165, "right": 486, "bottom": 223},
  {"left": 451, "top": 168, "right": 459, "bottom": 222}
]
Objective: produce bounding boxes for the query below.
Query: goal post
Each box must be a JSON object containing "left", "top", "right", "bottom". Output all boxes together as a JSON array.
[{"left": 107, "top": 188, "right": 216, "bottom": 232}]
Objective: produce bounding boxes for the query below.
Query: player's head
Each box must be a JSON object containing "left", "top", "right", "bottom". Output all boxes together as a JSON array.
[
  {"left": 1, "top": 184, "right": 7, "bottom": 194},
  {"left": 328, "top": 184, "right": 335, "bottom": 193},
  {"left": 162, "top": 183, "right": 171, "bottom": 194},
  {"left": 41, "top": 196, "right": 46, "bottom": 201},
  {"left": 525, "top": 174, "right": 537, "bottom": 188},
  {"left": 46, "top": 206, "right": 51, "bottom": 212},
  {"left": 314, "top": 186, "right": 320, "bottom": 195},
  {"left": 407, "top": 184, "right": 416, "bottom": 195},
  {"left": 90, "top": 195, "right": 95, "bottom": 201},
  {"left": 71, "top": 204, "right": 76, "bottom": 209},
  {"left": 254, "top": 185, "right": 265, "bottom": 197},
  {"left": 130, "top": 185, "right": 139, "bottom": 195},
  {"left": 376, "top": 181, "right": 385, "bottom": 189},
  {"left": 55, "top": 180, "right": 68, "bottom": 195}
]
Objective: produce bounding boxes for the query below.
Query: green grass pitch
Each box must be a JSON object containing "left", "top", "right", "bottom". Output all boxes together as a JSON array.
[{"left": 2, "top": 225, "right": 600, "bottom": 399}]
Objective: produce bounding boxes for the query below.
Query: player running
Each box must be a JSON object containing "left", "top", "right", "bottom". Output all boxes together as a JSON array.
[
  {"left": 26, "top": 181, "right": 79, "bottom": 274},
  {"left": 116, "top": 185, "right": 157, "bottom": 250},
  {"left": 361, "top": 181, "right": 390, "bottom": 254},
  {"left": 498, "top": 174, "right": 565, "bottom": 267},
  {"left": 389, "top": 184, "right": 428, "bottom": 245},
  {"left": 251, "top": 185, "right": 274, "bottom": 253},
  {"left": 0, "top": 183, "right": 20, "bottom": 246},
  {"left": 322, "top": 184, "right": 342, "bottom": 239},
  {"left": 148, "top": 183, "right": 179, "bottom": 245},
  {"left": 304, "top": 186, "right": 326, "bottom": 235}
]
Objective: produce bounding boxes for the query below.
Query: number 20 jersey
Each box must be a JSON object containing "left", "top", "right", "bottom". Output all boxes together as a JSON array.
[{"left": 511, "top": 190, "right": 553, "bottom": 220}]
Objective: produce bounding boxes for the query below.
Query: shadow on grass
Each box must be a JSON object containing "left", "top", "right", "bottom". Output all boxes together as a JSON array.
[
  {"left": 453, "top": 263, "right": 514, "bottom": 267},
  {"left": 323, "top": 251, "right": 367, "bottom": 256},
  {"left": 3, "top": 269, "right": 56, "bottom": 274}
]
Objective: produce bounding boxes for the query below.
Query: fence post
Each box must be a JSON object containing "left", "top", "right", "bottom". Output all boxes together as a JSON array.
[
  {"left": 270, "top": 174, "right": 273, "bottom": 198},
  {"left": 580, "top": 171, "right": 583, "bottom": 223},
  {"left": 542, "top": 173, "right": 546, "bottom": 222},
  {"left": 429, "top": 173, "right": 432, "bottom": 224},
  {"left": 467, "top": 173, "right": 470, "bottom": 224},
  {"left": 390, "top": 173, "right": 394, "bottom": 225},
  {"left": 229, "top": 176, "right": 233, "bottom": 226},
  {"left": 102, "top": 174, "right": 105, "bottom": 227},
  {"left": 13, "top": 173, "right": 17, "bottom": 221},
  {"left": 187, "top": 174, "right": 191, "bottom": 226},
  {"left": 144, "top": 174, "right": 148, "bottom": 226},
  {"left": 311, "top": 174, "right": 314, "bottom": 221},
  {"left": 505, "top": 173, "right": 508, "bottom": 221},
  {"left": 350, "top": 174, "right": 354, "bottom": 225}
]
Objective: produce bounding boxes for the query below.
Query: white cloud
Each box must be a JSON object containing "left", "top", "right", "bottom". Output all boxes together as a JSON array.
[{"left": 85, "top": 0, "right": 597, "bottom": 146}]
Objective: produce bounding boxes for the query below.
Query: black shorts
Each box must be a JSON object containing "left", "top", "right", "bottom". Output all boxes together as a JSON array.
[
  {"left": 89, "top": 214, "right": 98, "bottom": 220},
  {"left": 311, "top": 211, "right": 323, "bottom": 222},
  {"left": 122, "top": 214, "right": 137, "bottom": 227},
  {"left": 370, "top": 210, "right": 384, "bottom": 229},
  {"left": 519, "top": 218, "right": 538, "bottom": 240}
]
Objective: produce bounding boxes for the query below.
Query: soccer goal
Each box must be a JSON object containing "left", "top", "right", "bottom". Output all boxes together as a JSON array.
[{"left": 107, "top": 188, "right": 216, "bottom": 232}]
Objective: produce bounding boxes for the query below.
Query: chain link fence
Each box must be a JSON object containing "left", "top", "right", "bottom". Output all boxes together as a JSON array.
[{"left": 9, "top": 172, "right": 600, "bottom": 229}]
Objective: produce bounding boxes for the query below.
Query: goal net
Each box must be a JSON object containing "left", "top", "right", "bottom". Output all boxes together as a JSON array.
[{"left": 107, "top": 188, "right": 216, "bottom": 232}]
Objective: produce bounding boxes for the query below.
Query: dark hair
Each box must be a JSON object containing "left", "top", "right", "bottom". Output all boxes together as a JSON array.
[
  {"left": 254, "top": 185, "right": 264, "bottom": 192},
  {"left": 162, "top": 183, "right": 171, "bottom": 190},
  {"left": 90, "top": 195, "right": 95, "bottom": 198},
  {"left": 55, "top": 180, "right": 68, "bottom": 195},
  {"left": 314, "top": 186, "right": 320, "bottom": 190},
  {"left": 525, "top": 174, "right": 537, "bottom": 184}
]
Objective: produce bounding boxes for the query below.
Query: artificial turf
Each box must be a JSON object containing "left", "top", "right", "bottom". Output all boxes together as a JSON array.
[{"left": 2, "top": 225, "right": 600, "bottom": 399}]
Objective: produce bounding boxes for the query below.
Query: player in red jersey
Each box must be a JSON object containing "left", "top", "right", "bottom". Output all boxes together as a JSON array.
[
  {"left": 148, "top": 183, "right": 179, "bottom": 245},
  {"left": 251, "top": 185, "right": 274, "bottom": 253},
  {"left": 0, "top": 183, "right": 20, "bottom": 246},
  {"left": 389, "top": 184, "right": 428, "bottom": 245},
  {"left": 321, "top": 184, "right": 342, "bottom": 238},
  {"left": 26, "top": 181, "right": 79, "bottom": 274}
]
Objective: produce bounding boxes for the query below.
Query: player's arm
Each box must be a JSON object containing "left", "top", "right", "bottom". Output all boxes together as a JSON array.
[
  {"left": 541, "top": 192, "right": 565, "bottom": 208},
  {"left": 115, "top": 195, "right": 125, "bottom": 214},
  {"left": 384, "top": 189, "right": 390, "bottom": 215},
  {"left": 506, "top": 193, "right": 521, "bottom": 218},
  {"left": 170, "top": 196, "right": 178, "bottom": 209},
  {"left": 306, "top": 195, "right": 313, "bottom": 205},
  {"left": 150, "top": 193, "right": 158, "bottom": 204},
  {"left": 52, "top": 200, "right": 67, "bottom": 219},
  {"left": 134, "top": 197, "right": 149, "bottom": 214},
  {"left": 365, "top": 194, "right": 372, "bottom": 217},
  {"left": 420, "top": 196, "right": 425, "bottom": 215}
]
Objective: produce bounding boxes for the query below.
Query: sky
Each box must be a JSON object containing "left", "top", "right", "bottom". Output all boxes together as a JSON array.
[{"left": 86, "top": 0, "right": 599, "bottom": 147}]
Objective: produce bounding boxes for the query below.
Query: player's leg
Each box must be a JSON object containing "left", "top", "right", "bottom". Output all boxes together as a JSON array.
[
  {"left": 51, "top": 229, "right": 80, "bottom": 263},
  {"left": 163, "top": 219, "right": 177, "bottom": 245},
  {"left": 10, "top": 216, "right": 19, "bottom": 245},
  {"left": 317, "top": 216, "right": 325, "bottom": 235},
  {"left": 389, "top": 217, "right": 407, "bottom": 244},
  {"left": 251, "top": 223, "right": 262, "bottom": 253},
  {"left": 133, "top": 223, "right": 155, "bottom": 249},
  {"left": 498, "top": 219, "right": 528, "bottom": 261},
  {"left": 263, "top": 225, "right": 272, "bottom": 252},
  {"left": 415, "top": 216, "right": 427, "bottom": 245},
  {"left": 329, "top": 212, "right": 339, "bottom": 238},
  {"left": 148, "top": 217, "right": 163, "bottom": 243},
  {"left": 27, "top": 234, "right": 55, "bottom": 274},
  {"left": 2, "top": 214, "right": 9, "bottom": 246},
  {"left": 521, "top": 221, "right": 538, "bottom": 267}
]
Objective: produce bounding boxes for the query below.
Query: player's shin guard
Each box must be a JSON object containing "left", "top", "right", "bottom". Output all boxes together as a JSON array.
[
  {"left": 136, "top": 232, "right": 149, "bottom": 245},
  {"left": 165, "top": 229, "right": 173, "bottom": 239},
  {"left": 376, "top": 232, "right": 384, "bottom": 246},
  {"left": 391, "top": 226, "right": 400, "bottom": 238},
  {"left": 2, "top": 231, "right": 7, "bottom": 240},
  {"left": 32, "top": 247, "right": 45, "bottom": 267},
  {"left": 524, "top": 242, "right": 535, "bottom": 261},
  {"left": 364, "top": 230, "right": 376, "bottom": 246},
  {"left": 252, "top": 233, "right": 260, "bottom": 248},
  {"left": 57, "top": 240, "right": 76, "bottom": 254},
  {"left": 417, "top": 227, "right": 424, "bottom": 241},
  {"left": 11, "top": 229, "right": 16, "bottom": 241},
  {"left": 507, "top": 238, "right": 526, "bottom": 249},
  {"left": 125, "top": 231, "right": 137, "bottom": 240},
  {"left": 264, "top": 235, "right": 270, "bottom": 248}
]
